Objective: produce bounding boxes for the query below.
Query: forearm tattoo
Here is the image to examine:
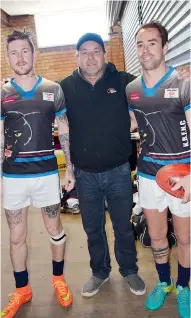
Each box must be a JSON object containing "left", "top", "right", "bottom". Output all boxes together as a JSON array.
[
  {"left": 58, "top": 113, "right": 72, "bottom": 168},
  {"left": 58, "top": 112, "right": 67, "bottom": 122},
  {"left": 5, "top": 209, "right": 23, "bottom": 229},
  {"left": 44, "top": 203, "right": 60, "bottom": 218},
  {"left": 59, "top": 133, "right": 72, "bottom": 168},
  {"left": 152, "top": 246, "right": 169, "bottom": 260}
]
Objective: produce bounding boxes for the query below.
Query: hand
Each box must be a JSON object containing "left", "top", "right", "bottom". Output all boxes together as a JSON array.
[
  {"left": 130, "top": 122, "right": 137, "bottom": 132},
  {"left": 63, "top": 165, "right": 75, "bottom": 192},
  {"left": 171, "top": 174, "right": 190, "bottom": 203},
  {"left": 177, "top": 67, "right": 190, "bottom": 80}
]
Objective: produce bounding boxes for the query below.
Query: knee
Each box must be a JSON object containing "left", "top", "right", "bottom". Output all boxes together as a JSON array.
[
  {"left": 46, "top": 224, "right": 61, "bottom": 237},
  {"left": 113, "top": 223, "right": 133, "bottom": 239},
  {"left": 148, "top": 226, "right": 168, "bottom": 243},
  {"left": 86, "top": 227, "right": 100, "bottom": 238},
  {"left": 176, "top": 232, "right": 190, "bottom": 246},
  {"left": 85, "top": 227, "right": 103, "bottom": 243},
  {"left": 10, "top": 231, "right": 27, "bottom": 245}
]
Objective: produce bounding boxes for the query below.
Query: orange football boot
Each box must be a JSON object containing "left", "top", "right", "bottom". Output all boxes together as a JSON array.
[
  {"left": 53, "top": 274, "right": 73, "bottom": 307},
  {"left": 1, "top": 284, "right": 32, "bottom": 318}
]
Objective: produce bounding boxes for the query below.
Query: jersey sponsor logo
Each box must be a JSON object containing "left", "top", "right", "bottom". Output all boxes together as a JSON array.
[
  {"left": 107, "top": 88, "right": 117, "bottom": 94},
  {"left": 164, "top": 88, "right": 179, "bottom": 98},
  {"left": 43, "top": 92, "right": 54, "bottom": 102},
  {"left": 130, "top": 92, "right": 140, "bottom": 101},
  {"left": 2, "top": 96, "right": 16, "bottom": 104}
]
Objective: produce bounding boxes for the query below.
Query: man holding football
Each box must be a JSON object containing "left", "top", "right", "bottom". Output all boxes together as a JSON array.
[{"left": 126, "top": 21, "right": 190, "bottom": 318}]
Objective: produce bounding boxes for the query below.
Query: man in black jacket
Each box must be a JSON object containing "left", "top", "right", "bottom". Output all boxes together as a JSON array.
[{"left": 60, "top": 33, "right": 146, "bottom": 297}]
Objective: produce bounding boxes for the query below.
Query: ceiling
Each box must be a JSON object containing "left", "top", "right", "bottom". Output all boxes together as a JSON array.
[{"left": 1, "top": 0, "right": 105, "bottom": 16}]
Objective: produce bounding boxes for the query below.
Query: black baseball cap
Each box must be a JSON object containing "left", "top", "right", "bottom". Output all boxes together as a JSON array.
[{"left": 76, "top": 33, "right": 105, "bottom": 52}]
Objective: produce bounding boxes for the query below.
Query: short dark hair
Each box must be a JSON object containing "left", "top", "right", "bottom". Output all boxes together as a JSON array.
[
  {"left": 6, "top": 29, "right": 35, "bottom": 53},
  {"left": 135, "top": 21, "right": 168, "bottom": 47}
]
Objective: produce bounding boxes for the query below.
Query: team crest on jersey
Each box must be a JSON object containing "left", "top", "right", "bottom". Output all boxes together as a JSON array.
[
  {"left": 130, "top": 92, "right": 140, "bottom": 101},
  {"left": 164, "top": 88, "right": 179, "bottom": 98},
  {"left": 43, "top": 92, "right": 54, "bottom": 102}
]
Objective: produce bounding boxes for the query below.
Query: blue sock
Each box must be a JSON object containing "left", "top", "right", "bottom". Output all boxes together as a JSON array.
[
  {"left": 176, "top": 262, "right": 190, "bottom": 288},
  {"left": 155, "top": 262, "right": 171, "bottom": 285},
  {"left": 52, "top": 260, "right": 64, "bottom": 276},
  {"left": 14, "top": 269, "right": 28, "bottom": 288}
]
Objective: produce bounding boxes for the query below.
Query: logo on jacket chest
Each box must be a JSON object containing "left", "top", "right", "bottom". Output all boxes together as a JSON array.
[{"left": 107, "top": 88, "right": 117, "bottom": 94}]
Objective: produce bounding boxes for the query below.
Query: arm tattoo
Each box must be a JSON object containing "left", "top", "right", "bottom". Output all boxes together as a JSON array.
[
  {"left": 5, "top": 209, "right": 23, "bottom": 229},
  {"left": 43, "top": 203, "right": 60, "bottom": 218},
  {"left": 57, "top": 112, "right": 72, "bottom": 168},
  {"left": 152, "top": 246, "right": 169, "bottom": 260},
  {"left": 59, "top": 133, "right": 72, "bottom": 168},
  {"left": 58, "top": 112, "right": 67, "bottom": 123}
]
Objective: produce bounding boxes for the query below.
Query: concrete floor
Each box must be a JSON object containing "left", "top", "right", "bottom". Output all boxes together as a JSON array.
[{"left": 1, "top": 204, "right": 179, "bottom": 318}]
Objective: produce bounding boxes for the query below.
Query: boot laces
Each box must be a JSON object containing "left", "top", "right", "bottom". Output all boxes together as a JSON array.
[
  {"left": 53, "top": 280, "right": 68, "bottom": 297},
  {"left": 4, "top": 293, "right": 21, "bottom": 312}
]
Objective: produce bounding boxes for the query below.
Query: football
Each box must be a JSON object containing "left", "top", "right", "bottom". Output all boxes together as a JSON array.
[{"left": 156, "top": 164, "right": 190, "bottom": 199}]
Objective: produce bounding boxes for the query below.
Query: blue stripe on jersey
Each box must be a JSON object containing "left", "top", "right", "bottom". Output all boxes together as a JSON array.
[
  {"left": 55, "top": 108, "right": 67, "bottom": 117},
  {"left": 184, "top": 104, "right": 191, "bottom": 112},
  {"left": 141, "top": 66, "right": 174, "bottom": 97},
  {"left": 143, "top": 156, "right": 190, "bottom": 165},
  {"left": 137, "top": 171, "right": 156, "bottom": 180},
  {"left": 15, "top": 154, "right": 55, "bottom": 162},
  {"left": 3, "top": 169, "right": 58, "bottom": 178},
  {"left": 0, "top": 117, "right": 4, "bottom": 120},
  {"left": 10, "top": 76, "right": 42, "bottom": 99},
  {"left": 128, "top": 106, "right": 134, "bottom": 112}
]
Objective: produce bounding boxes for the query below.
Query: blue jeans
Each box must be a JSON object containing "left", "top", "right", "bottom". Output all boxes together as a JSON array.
[{"left": 74, "top": 162, "right": 138, "bottom": 279}]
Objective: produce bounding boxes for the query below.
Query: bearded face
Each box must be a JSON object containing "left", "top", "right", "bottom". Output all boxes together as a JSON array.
[{"left": 7, "top": 39, "right": 34, "bottom": 76}]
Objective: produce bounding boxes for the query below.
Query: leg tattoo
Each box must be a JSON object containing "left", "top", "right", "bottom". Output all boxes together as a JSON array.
[
  {"left": 5, "top": 209, "right": 23, "bottom": 229},
  {"left": 152, "top": 246, "right": 169, "bottom": 260},
  {"left": 44, "top": 203, "right": 61, "bottom": 218}
]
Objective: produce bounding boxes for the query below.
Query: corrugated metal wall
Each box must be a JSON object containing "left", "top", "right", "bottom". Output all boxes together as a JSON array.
[
  {"left": 121, "top": 0, "right": 190, "bottom": 75},
  {"left": 121, "top": 1, "right": 141, "bottom": 76}
]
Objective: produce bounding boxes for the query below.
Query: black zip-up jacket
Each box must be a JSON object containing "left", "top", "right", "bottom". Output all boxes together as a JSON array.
[{"left": 60, "top": 62, "right": 136, "bottom": 172}]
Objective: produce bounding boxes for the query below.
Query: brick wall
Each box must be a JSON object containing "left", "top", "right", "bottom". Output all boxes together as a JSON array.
[{"left": 1, "top": 12, "right": 124, "bottom": 81}]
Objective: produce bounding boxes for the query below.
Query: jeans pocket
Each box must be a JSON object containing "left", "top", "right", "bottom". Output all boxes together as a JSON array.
[
  {"left": 115, "top": 162, "right": 131, "bottom": 176},
  {"left": 74, "top": 167, "right": 83, "bottom": 178}
]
